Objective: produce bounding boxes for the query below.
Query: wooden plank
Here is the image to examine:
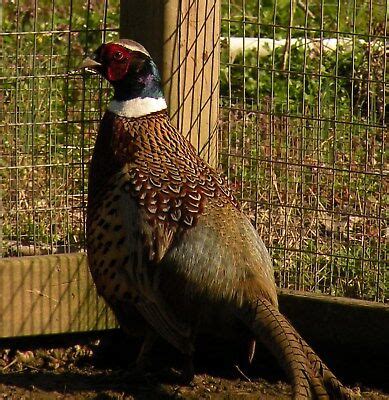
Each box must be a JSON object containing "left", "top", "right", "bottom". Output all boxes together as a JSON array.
[
  {"left": 278, "top": 288, "right": 389, "bottom": 356},
  {"left": 0, "top": 253, "right": 117, "bottom": 338},
  {"left": 1, "top": 252, "right": 388, "bottom": 361},
  {"left": 120, "top": 0, "right": 220, "bottom": 166}
]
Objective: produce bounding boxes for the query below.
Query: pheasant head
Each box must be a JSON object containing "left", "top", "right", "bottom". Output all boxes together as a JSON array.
[{"left": 81, "top": 39, "right": 167, "bottom": 118}]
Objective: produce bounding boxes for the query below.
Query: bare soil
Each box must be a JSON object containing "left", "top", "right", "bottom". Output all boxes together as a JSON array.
[{"left": 0, "top": 332, "right": 387, "bottom": 400}]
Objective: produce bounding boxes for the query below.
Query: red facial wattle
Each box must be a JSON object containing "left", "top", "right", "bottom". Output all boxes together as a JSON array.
[
  {"left": 101, "top": 44, "right": 132, "bottom": 82},
  {"left": 106, "top": 60, "right": 130, "bottom": 82}
]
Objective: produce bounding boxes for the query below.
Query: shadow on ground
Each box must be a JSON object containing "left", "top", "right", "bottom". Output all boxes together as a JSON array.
[{"left": 0, "top": 329, "right": 388, "bottom": 399}]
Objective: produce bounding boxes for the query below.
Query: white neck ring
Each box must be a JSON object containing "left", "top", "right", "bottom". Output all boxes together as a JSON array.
[{"left": 108, "top": 97, "right": 167, "bottom": 118}]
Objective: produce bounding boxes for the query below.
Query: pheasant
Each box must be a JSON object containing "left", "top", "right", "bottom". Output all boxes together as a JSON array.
[{"left": 82, "top": 39, "right": 355, "bottom": 399}]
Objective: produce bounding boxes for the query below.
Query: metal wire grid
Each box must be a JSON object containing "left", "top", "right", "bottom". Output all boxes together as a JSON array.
[
  {"left": 1, "top": 0, "right": 119, "bottom": 257},
  {"left": 220, "top": 0, "right": 387, "bottom": 301}
]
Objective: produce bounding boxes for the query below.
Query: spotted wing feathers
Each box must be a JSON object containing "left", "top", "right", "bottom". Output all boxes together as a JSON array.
[{"left": 111, "top": 110, "right": 238, "bottom": 260}]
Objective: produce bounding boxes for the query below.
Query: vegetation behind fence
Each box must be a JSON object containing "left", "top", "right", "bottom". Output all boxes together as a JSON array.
[{"left": 219, "top": 0, "right": 387, "bottom": 301}]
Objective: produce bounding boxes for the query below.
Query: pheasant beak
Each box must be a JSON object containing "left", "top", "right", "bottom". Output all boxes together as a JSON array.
[{"left": 80, "top": 57, "right": 102, "bottom": 73}]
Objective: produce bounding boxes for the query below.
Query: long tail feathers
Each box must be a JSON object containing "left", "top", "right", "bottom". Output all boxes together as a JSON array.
[
  {"left": 242, "top": 297, "right": 357, "bottom": 400},
  {"left": 298, "top": 336, "right": 355, "bottom": 399}
]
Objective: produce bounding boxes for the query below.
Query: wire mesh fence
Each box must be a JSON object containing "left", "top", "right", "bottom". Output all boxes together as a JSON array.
[
  {"left": 1, "top": 0, "right": 119, "bottom": 256},
  {"left": 1, "top": 0, "right": 387, "bottom": 303},
  {"left": 219, "top": 0, "right": 387, "bottom": 301}
]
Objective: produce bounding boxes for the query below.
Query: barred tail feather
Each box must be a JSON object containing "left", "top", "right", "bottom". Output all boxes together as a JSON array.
[
  {"left": 241, "top": 297, "right": 356, "bottom": 400},
  {"left": 298, "top": 336, "right": 355, "bottom": 399}
]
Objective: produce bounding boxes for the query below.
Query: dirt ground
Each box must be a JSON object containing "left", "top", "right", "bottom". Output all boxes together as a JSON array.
[{"left": 0, "top": 332, "right": 388, "bottom": 400}]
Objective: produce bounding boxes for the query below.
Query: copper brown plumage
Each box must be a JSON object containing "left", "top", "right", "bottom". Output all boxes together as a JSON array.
[{"left": 83, "top": 39, "right": 357, "bottom": 399}]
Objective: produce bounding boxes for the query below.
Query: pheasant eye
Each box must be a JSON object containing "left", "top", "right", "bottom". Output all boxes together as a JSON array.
[{"left": 113, "top": 51, "right": 123, "bottom": 61}]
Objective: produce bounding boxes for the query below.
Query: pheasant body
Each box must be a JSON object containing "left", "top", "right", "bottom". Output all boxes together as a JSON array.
[
  {"left": 84, "top": 39, "right": 356, "bottom": 399},
  {"left": 87, "top": 109, "right": 276, "bottom": 348}
]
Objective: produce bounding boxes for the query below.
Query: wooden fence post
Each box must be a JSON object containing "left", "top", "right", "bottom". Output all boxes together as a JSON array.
[{"left": 120, "top": 0, "right": 220, "bottom": 166}]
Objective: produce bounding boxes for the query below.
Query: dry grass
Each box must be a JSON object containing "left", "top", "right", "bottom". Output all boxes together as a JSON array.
[{"left": 218, "top": 104, "right": 387, "bottom": 301}]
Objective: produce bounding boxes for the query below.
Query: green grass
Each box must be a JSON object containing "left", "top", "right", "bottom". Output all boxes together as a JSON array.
[{"left": 1, "top": 0, "right": 387, "bottom": 301}]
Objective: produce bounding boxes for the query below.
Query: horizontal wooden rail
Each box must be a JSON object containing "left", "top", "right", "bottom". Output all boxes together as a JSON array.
[
  {"left": 0, "top": 253, "right": 388, "bottom": 356},
  {"left": 0, "top": 253, "right": 117, "bottom": 338}
]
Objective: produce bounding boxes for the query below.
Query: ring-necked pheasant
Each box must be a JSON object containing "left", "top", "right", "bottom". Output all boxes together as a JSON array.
[{"left": 82, "top": 39, "right": 355, "bottom": 399}]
